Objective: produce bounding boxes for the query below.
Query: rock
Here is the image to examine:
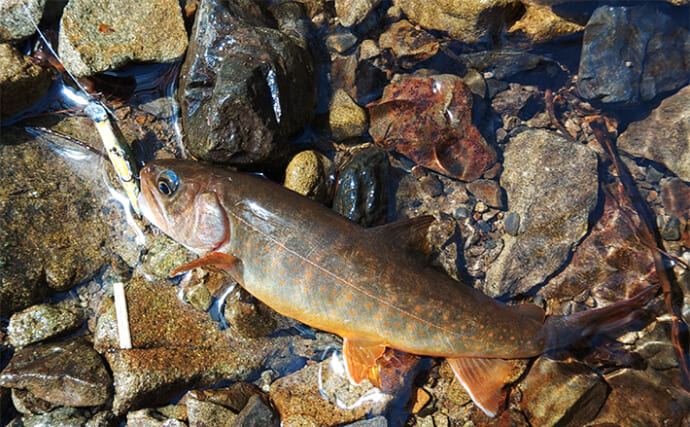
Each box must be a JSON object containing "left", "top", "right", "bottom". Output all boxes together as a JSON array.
[
  {"left": 284, "top": 150, "right": 333, "bottom": 203},
  {"left": 577, "top": 5, "right": 689, "bottom": 104},
  {"left": 58, "top": 0, "right": 187, "bottom": 77},
  {"left": 331, "top": 52, "right": 387, "bottom": 106},
  {"left": 326, "top": 27, "right": 359, "bottom": 54},
  {"left": 491, "top": 84, "right": 544, "bottom": 130},
  {"left": 518, "top": 356, "right": 608, "bottom": 427},
  {"left": 508, "top": 4, "right": 583, "bottom": 42},
  {"left": 0, "top": 337, "right": 112, "bottom": 407},
  {"left": 333, "top": 145, "right": 388, "bottom": 227},
  {"left": 7, "top": 300, "right": 85, "bottom": 348},
  {"left": 11, "top": 388, "right": 57, "bottom": 415},
  {"left": 233, "top": 394, "right": 280, "bottom": 427},
  {"left": 378, "top": 20, "right": 439, "bottom": 69},
  {"left": 9, "top": 407, "right": 91, "bottom": 427},
  {"left": 466, "top": 179, "right": 505, "bottom": 209},
  {"left": 185, "top": 283, "right": 212, "bottom": 312},
  {"left": 0, "top": 127, "right": 109, "bottom": 317},
  {"left": 346, "top": 416, "right": 388, "bottom": 426},
  {"left": 661, "top": 178, "right": 690, "bottom": 221},
  {"left": 0, "top": 43, "right": 52, "bottom": 121},
  {"left": 392, "top": 0, "right": 522, "bottom": 44},
  {"left": 126, "top": 407, "right": 188, "bottom": 426},
  {"left": 368, "top": 74, "right": 497, "bottom": 182},
  {"left": 328, "top": 89, "right": 369, "bottom": 140},
  {"left": 224, "top": 287, "right": 277, "bottom": 339},
  {"left": 179, "top": 0, "right": 316, "bottom": 166},
  {"left": 93, "top": 278, "right": 264, "bottom": 414},
  {"left": 336, "top": 0, "right": 382, "bottom": 27},
  {"left": 588, "top": 368, "right": 690, "bottom": 426},
  {"left": 538, "top": 186, "right": 657, "bottom": 311},
  {"left": 617, "top": 85, "right": 690, "bottom": 181},
  {"left": 0, "top": 0, "right": 46, "bottom": 42},
  {"left": 186, "top": 390, "right": 239, "bottom": 426},
  {"left": 503, "top": 212, "right": 520, "bottom": 236},
  {"left": 269, "top": 354, "right": 393, "bottom": 425},
  {"left": 459, "top": 49, "right": 562, "bottom": 81},
  {"left": 138, "top": 233, "right": 196, "bottom": 279},
  {"left": 484, "top": 129, "right": 598, "bottom": 297},
  {"left": 635, "top": 321, "right": 679, "bottom": 370}
]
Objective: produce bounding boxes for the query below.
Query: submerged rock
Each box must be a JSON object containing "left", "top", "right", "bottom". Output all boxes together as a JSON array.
[
  {"left": 8, "top": 300, "right": 85, "bottom": 348},
  {"left": 577, "top": 5, "right": 689, "bottom": 104},
  {"left": 484, "top": 129, "right": 598, "bottom": 297},
  {"left": 0, "top": 337, "right": 112, "bottom": 407},
  {"left": 378, "top": 19, "right": 439, "bottom": 69},
  {"left": 617, "top": 85, "right": 690, "bottom": 181},
  {"left": 0, "top": 43, "right": 52, "bottom": 121},
  {"left": 336, "top": 0, "right": 382, "bottom": 27},
  {"left": 0, "top": 0, "right": 45, "bottom": 42},
  {"left": 328, "top": 89, "right": 369, "bottom": 141},
  {"left": 508, "top": 4, "right": 583, "bottom": 43},
  {"left": 58, "top": 0, "right": 187, "bottom": 77},
  {"left": 179, "top": 0, "right": 316, "bottom": 166}
]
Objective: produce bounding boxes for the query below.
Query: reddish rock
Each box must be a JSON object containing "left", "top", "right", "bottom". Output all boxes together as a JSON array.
[
  {"left": 466, "top": 179, "right": 505, "bottom": 209},
  {"left": 368, "top": 74, "right": 496, "bottom": 181},
  {"left": 378, "top": 20, "right": 439, "bottom": 69}
]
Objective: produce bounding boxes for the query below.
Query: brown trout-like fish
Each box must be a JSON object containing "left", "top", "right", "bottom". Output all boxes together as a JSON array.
[{"left": 138, "top": 159, "right": 656, "bottom": 417}]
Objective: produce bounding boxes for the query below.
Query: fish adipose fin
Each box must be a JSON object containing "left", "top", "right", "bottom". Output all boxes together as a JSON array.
[
  {"left": 366, "top": 215, "right": 435, "bottom": 257},
  {"left": 447, "top": 357, "right": 513, "bottom": 417},
  {"left": 170, "top": 252, "right": 245, "bottom": 286},
  {"left": 343, "top": 337, "right": 386, "bottom": 388}
]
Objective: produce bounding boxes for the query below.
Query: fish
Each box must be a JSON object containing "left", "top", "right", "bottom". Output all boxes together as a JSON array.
[{"left": 137, "top": 159, "right": 657, "bottom": 417}]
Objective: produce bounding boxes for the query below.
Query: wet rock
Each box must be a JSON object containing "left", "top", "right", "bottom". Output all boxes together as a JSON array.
[
  {"left": 484, "top": 129, "right": 598, "bottom": 297},
  {"left": 538, "top": 187, "right": 657, "bottom": 311},
  {"left": 368, "top": 74, "right": 497, "bottom": 182},
  {"left": 0, "top": 0, "right": 45, "bottom": 42},
  {"left": 58, "top": 0, "right": 187, "bottom": 77},
  {"left": 11, "top": 388, "right": 57, "bottom": 415},
  {"left": 333, "top": 145, "right": 388, "bottom": 227},
  {"left": 186, "top": 391, "right": 239, "bottom": 426},
  {"left": 588, "top": 368, "right": 690, "bottom": 426},
  {"left": 617, "top": 85, "right": 690, "bottom": 181},
  {"left": 126, "top": 406, "right": 187, "bottom": 426},
  {"left": 328, "top": 89, "right": 369, "bottom": 141},
  {"left": 9, "top": 407, "right": 91, "bottom": 427},
  {"left": 336, "top": 0, "right": 382, "bottom": 27},
  {"left": 577, "top": 5, "right": 689, "bottom": 104},
  {"left": 138, "top": 234, "right": 196, "bottom": 279},
  {"left": 179, "top": 0, "right": 316, "bottom": 166},
  {"left": 392, "top": 0, "right": 522, "bottom": 44},
  {"left": 233, "top": 394, "right": 279, "bottom": 427},
  {"left": 508, "top": 4, "right": 583, "bottom": 42},
  {"left": 0, "top": 337, "right": 112, "bottom": 407},
  {"left": 326, "top": 27, "right": 358, "bottom": 54},
  {"left": 347, "top": 416, "right": 388, "bottom": 426},
  {"left": 224, "top": 287, "right": 277, "bottom": 339},
  {"left": 8, "top": 299, "right": 85, "bottom": 348},
  {"left": 661, "top": 178, "right": 690, "bottom": 220},
  {"left": 0, "top": 128, "right": 109, "bottom": 317},
  {"left": 635, "top": 321, "right": 678, "bottom": 370},
  {"left": 459, "top": 49, "right": 562, "bottom": 82},
  {"left": 491, "top": 84, "right": 544, "bottom": 130},
  {"left": 331, "top": 52, "right": 388, "bottom": 106},
  {"left": 518, "top": 356, "right": 607, "bottom": 427},
  {"left": 269, "top": 354, "right": 393, "bottom": 425},
  {"left": 503, "top": 212, "right": 520, "bottom": 236},
  {"left": 185, "top": 283, "right": 212, "bottom": 312},
  {"left": 0, "top": 43, "right": 52, "bottom": 121},
  {"left": 284, "top": 150, "right": 333, "bottom": 203},
  {"left": 93, "top": 278, "right": 264, "bottom": 414},
  {"left": 466, "top": 179, "right": 504, "bottom": 209},
  {"left": 378, "top": 20, "right": 439, "bottom": 69}
]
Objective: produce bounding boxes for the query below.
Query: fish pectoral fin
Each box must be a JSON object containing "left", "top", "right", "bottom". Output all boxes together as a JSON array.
[
  {"left": 446, "top": 357, "right": 513, "bottom": 418},
  {"left": 366, "top": 215, "right": 435, "bottom": 258},
  {"left": 342, "top": 337, "right": 386, "bottom": 388},
  {"left": 170, "top": 252, "right": 244, "bottom": 285}
]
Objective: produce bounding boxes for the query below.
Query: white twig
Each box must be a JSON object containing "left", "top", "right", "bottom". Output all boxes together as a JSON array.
[{"left": 113, "top": 282, "right": 132, "bottom": 349}]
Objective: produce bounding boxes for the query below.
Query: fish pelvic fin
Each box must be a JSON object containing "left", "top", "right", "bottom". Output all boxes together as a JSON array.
[
  {"left": 170, "top": 252, "right": 245, "bottom": 286},
  {"left": 542, "top": 284, "right": 659, "bottom": 352},
  {"left": 343, "top": 337, "right": 386, "bottom": 389},
  {"left": 447, "top": 357, "right": 513, "bottom": 418}
]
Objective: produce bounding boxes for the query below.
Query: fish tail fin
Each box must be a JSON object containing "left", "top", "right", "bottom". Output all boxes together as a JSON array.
[{"left": 542, "top": 285, "right": 658, "bottom": 352}]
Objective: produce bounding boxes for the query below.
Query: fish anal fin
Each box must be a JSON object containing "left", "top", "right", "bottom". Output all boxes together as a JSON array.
[
  {"left": 170, "top": 252, "right": 244, "bottom": 286},
  {"left": 343, "top": 337, "right": 386, "bottom": 388},
  {"left": 447, "top": 357, "right": 513, "bottom": 418},
  {"left": 366, "top": 215, "right": 435, "bottom": 256},
  {"left": 513, "top": 303, "right": 545, "bottom": 323}
]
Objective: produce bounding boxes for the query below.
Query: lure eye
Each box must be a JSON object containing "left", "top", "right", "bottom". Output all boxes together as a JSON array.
[{"left": 157, "top": 170, "right": 179, "bottom": 196}]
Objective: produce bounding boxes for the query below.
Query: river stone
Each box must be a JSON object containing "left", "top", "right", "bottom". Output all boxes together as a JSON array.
[
  {"left": 284, "top": 150, "right": 333, "bottom": 203},
  {"left": 328, "top": 89, "right": 368, "bottom": 141},
  {"left": 392, "top": 0, "right": 522, "bottom": 44},
  {"left": 483, "top": 129, "right": 598, "bottom": 297},
  {"left": 179, "top": 0, "right": 316, "bottom": 166},
  {"left": 508, "top": 4, "right": 583, "bottom": 43},
  {"left": 8, "top": 407, "right": 92, "bottom": 427},
  {"left": 336, "top": 0, "right": 382, "bottom": 27},
  {"left": 11, "top": 388, "right": 57, "bottom": 415},
  {"left": 58, "top": 0, "right": 187, "bottom": 77},
  {"left": 518, "top": 356, "right": 607, "bottom": 427},
  {"left": 0, "top": 127, "right": 109, "bottom": 317},
  {"left": 8, "top": 300, "right": 85, "bottom": 348},
  {"left": 617, "top": 85, "right": 690, "bottom": 181},
  {"left": 577, "top": 4, "right": 689, "bottom": 105},
  {"left": 0, "top": 0, "right": 45, "bottom": 42},
  {"left": 0, "top": 337, "right": 112, "bottom": 407},
  {"left": 0, "top": 43, "right": 52, "bottom": 121}
]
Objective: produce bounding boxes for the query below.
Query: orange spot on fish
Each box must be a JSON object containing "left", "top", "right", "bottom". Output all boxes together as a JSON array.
[
  {"left": 346, "top": 294, "right": 353, "bottom": 301},
  {"left": 255, "top": 243, "right": 260, "bottom": 248},
  {"left": 278, "top": 246, "right": 284, "bottom": 252},
  {"left": 450, "top": 336, "right": 456, "bottom": 342},
  {"left": 476, "top": 346, "right": 482, "bottom": 351},
  {"left": 296, "top": 278, "right": 301, "bottom": 284},
  {"left": 288, "top": 257, "right": 294, "bottom": 263},
  {"left": 315, "top": 256, "right": 321, "bottom": 262},
  {"left": 443, "top": 315, "right": 449, "bottom": 321},
  {"left": 488, "top": 332, "right": 494, "bottom": 338},
  {"left": 510, "top": 336, "right": 516, "bottom": 341},
  {"left": 254, "top": 258, "right": 259, "bottom": 264},
  {"left": 407, "top": 325, "right": 414, "bottom": 331},
  {"left": 434, "top": 336, "right": 440, "bottom": 341},
  {"left": 331, "top": 290, "right": 337, "bottom": 295},
  {"left": 264, "top": 247, "right": 270, "bottom": 252},
  {"left": 245, "top": 241, "right": 251, "bottom": 248},
  {"left": 263, "top": 267, "right": 268, "bottom": 273},
  {"left": 280, "top": 269, "right": 286, "bottom": 275},
  {"left": 320, "top": 286, "right": 326, "bottom": 291},
  {"left": 366, "top": 303, "right": 372, "bottom": 309},
  {"left": 418, "top": 330, "right": 424, "bottom": 335},
  {"left": 279, "top": 281, "right": 285, "bottom": 286},
  {"left": 301, "top": 260, "right": 306, "bottom": 265},
  {"left": 349, "top": 310, "right": 356, "bottom": 316},
  {"left": 312, "top": 301, "right": 318, "bottom": 307},
  {"left": 383, "top": 322, "right": 389, "bottom": 326},
  {"left": 395, "top": 322, "right": 401, "bottom": 328},
  {"left": 391, "top": 296, "right": 398, "bottom": 302},
  {"left": 415, "top": 305, "right": 421, "bottom": 311},
  {"left": 375, "top": 314, "right": 383, "bottom": 320},
  {"left": 328, "top": 300, "right": 333, "bottom": 305},
  {"left": 330, "top": 311, "right": 336, "bottom": 316}
]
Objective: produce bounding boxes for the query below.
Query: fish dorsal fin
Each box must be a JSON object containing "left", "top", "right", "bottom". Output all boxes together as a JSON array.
[
  {"left": 447, "top": 357, "right": 512, "bottom": 418},
  {"left": 513, "top": 303, "right": 545, "bottom": 323},
  {"left": 170, "top": 252, "right": 245, "bottom": 286},
  {"left": 366, "top": 215, "right": 435, "bottom": 257},
  {"left": 342, "top": 337, "right": 386, "bottom": 388}
]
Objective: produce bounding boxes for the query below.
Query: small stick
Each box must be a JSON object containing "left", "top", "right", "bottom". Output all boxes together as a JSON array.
[{"left": 113, "top": 282, "right": 132, "bottom": 349}]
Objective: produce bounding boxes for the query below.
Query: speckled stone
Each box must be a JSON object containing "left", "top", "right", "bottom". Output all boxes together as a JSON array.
[
  {"left": 8, "top": 300, "right": 85, "bottom": 348},
  {"left": 328, "top": 89, "right": 369, "bottom": 140},
  {"left": 284, "top": 150, "right": 333, "bottom": 203},
  {"left": 0, "top": 43, "right": 52, "bottom": 121}
]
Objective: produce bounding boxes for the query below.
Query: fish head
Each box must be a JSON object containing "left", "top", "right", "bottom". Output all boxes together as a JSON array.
[{"left": 138, "top": 160, "right": 230, "bottom": 254}]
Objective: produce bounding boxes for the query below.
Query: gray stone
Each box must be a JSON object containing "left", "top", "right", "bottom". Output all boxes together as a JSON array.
[
  {"left": 232, "top": 394, "right": 279, "bottom": 427},
  {"left": 617, "top": 85, "right": 690, "bottom": 181},
  {"left": 577, "top": 5, "right": 689, "bottom": 104},
  {"left": 9, "top": 407, "right": 91, "bottom": 427},
  {"left": 0, "top": 43, "right": 52, "bottom": 121},
  {"left": 336, "top": 0, "right": 382, "bottom": 27},
  {"left": 483, "top": 129, "right": 598, "bottom": 297},
  {"left": 0, "top": 0, "right": 46, "bottom": 42},
  {"left": 8, "top": 300, "right": 85, "bottom": 348},
  {"left": 58, "top": 0, "right": 188, "bottom": 76}
]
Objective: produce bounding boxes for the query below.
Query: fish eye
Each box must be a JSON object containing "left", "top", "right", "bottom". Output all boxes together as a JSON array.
[{"left": 157, "top": 170, "right": 179, "bottom": 196}]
